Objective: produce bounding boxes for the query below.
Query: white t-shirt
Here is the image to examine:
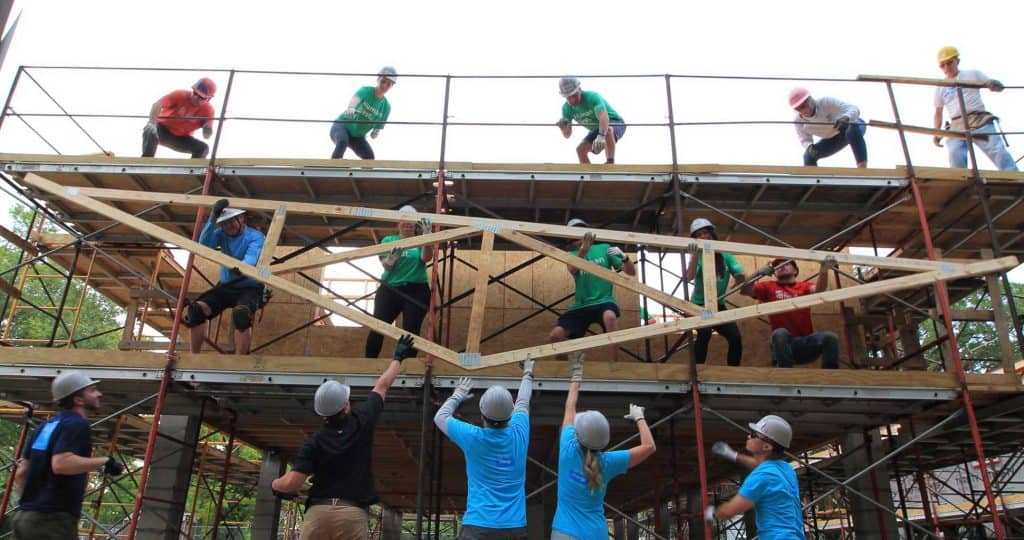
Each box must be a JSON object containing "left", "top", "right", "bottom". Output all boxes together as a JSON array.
[
  {"left": 934, "top": 69, "right": 988, "bottom": 118},
  {"left": 793, "top": 96, "right": 861, "bottom": 149}
]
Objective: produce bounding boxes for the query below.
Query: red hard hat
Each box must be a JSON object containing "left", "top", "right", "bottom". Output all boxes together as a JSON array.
[
  {"left": 771, "top": 258, "right": 799, "bottom": 275},
  {"left": 788, "top": 87, "right": 811, "bottom": 109},
  {"left": 193, "top": 77, "right": 217, "bottom": 99}
]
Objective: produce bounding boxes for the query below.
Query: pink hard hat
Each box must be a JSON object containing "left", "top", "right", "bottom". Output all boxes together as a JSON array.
[{"left": 788, "top": 87, "right": 811, "bottom": 109}]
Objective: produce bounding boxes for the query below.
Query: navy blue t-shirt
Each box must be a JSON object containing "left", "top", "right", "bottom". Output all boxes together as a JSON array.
[{"left": 19, "top": 411, "right": 93, "bottom": 516}]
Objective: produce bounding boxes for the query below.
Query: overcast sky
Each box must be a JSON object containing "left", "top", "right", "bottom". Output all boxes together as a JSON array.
[{"left": 0, "top": 0, "right": 1021, "bottom": 279}]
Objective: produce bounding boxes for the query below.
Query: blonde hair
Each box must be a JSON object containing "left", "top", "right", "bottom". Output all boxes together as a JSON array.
[{"left": 583, "top": 448, "right": 603, "bottom": 493}]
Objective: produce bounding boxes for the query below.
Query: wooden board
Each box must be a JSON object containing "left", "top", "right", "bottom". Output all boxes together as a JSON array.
[{"left": 464, "top": 232, "right": 496, "bottom": 353}]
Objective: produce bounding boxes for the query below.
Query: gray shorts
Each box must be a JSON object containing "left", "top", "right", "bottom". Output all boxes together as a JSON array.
[{"left": 457, "top": 524, "right": 529, "bottom": 540}]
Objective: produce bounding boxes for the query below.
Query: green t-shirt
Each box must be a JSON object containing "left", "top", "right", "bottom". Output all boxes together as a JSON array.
[
  {"left": 569, "top": 243, "right": 624, "bottom": 311},
  {"left": 560, "top": 90, "right": 623, "bottom": 132},
  {"left": 379, "top": 234, "right": 428, "bottom": 286},
  {"left": 691, "top": 252, "right": 743, "bottom": 307},
  {"left": 336, "top": 86, "right": 391, "bottom": 138}
]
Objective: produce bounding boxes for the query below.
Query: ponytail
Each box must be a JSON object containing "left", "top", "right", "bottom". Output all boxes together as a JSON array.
[{"left": 583, "top": 448, "right": 603, "bottom": 494}]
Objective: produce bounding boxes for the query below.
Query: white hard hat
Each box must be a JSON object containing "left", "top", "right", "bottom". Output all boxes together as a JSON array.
[
  {"left": 314, "top": 380, "right": 351, "bottom": 417},
  {"left": 559, "top": 76, "right": 582, "bottom": 98},
  {"left": 689, "top": 218, "right": 714, "bottom": 237},
  {"left": 479, "top": 385, "right": 514, "bottom": 422},
  {"left": 573, "top": 410, "right": 610, "bottom": 450},
  {"left": 567, "top": 218, "right": 589, "bottom": 228},
  {"left": 399, "top": 205, "right": 417, "bottom": 213},
  {"left": 749, "top": 414, "right": 793, "bottom": 449},
  {"left": 378, "top": 66, "right": 398, "bottom": 83},
  {"left": 52, "top": 371, "right": 99, "bottom": 402},
  {"left": 216, "top": 208, "right": 246, "bottom": 225}
]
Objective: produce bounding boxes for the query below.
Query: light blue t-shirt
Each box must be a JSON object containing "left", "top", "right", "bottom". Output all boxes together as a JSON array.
[
  {"left": 198, "top": 221, "right": 266, "bottom": 288},
  {"left": 552, "top": 425, "right": 630, "bottom": 539},
  {"left": 447, "top": 412, "right": 530, "bottom": 528},
  {"left": 738, "top": 460, "right": 804, "bottom": 540}
]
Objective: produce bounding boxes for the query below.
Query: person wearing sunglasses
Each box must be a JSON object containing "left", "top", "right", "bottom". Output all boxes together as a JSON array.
[
  {"left": 142, "top": 77, "right": 217, "bottom": 158},
  {"left": 329, "top": 66, "right": 396, "bottom": 160}
]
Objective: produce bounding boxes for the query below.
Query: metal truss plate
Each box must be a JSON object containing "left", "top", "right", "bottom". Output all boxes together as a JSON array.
[{"left": 698, "top": 381, "right": 957, "bottom": 400}]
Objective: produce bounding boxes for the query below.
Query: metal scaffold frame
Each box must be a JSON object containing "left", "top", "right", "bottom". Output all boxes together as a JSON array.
[{"left": 0, "top": 66, "right": 1022, "bottom": 539}]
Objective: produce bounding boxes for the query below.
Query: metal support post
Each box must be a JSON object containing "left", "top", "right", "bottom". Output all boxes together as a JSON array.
[
  {"left": 210, "top": 420, "right": 237, "bottom": 540},
  {"left": 0, "top": 404, "right": 33, "bottom": 529}
]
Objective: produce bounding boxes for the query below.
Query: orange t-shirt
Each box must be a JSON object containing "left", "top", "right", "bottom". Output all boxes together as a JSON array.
[{"left": 157, "top": 90, "right": 214, "bottom": 136}]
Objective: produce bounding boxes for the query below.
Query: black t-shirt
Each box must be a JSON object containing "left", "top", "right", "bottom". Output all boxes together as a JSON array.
[
  {"left": 19, "top": 411, "right": 93, "bottom": 516},
  {"left": 293, "top": 391, "right": 384, "bottom": 507}
]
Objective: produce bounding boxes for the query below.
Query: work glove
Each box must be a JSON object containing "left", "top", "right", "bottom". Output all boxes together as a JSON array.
[
  {"left": 370, "top": 128, "right": 381, "bottom": 139},
  {"left": 103, "top": 457, "right": 125, "bottom": 476},
  {"left": 711, "top": 441, "right": 739, "bottom": 462},
  {"left": 704, "top": 505, "right": 717, "bottom": 524},
  {"left": 989, "top": 80, "right": 1005, "bottom": 92},
  {"left": 933, "top": 135, "right": 944, "bottom": 147},
  {"left": 682, "top": 243, "right": 700, "bottom": 255},
  {"left": 452, "top": 377, "right": 474, "bottom": 402},
  {"left": 591, "top": 132, "right": 607, "bottom": 154},
  {"left": 556, "top": 118, "right": 571, "bottom": 130},
  {"left": 568, "top": 351, "right": 584, "bottom": 383},
  {"left": 822, "top": 255, "right": 838, "bottom": 269},
  {"left": 272, "top": 489, "right": 297, "bottom": 500},
  {"left": 756, "top": 264, "right": 775, "bottom": 277},
  {"left": 211, "top": 198, "right": 230, "bottom": 222},
  {"left": 343, "top": 106, "right": 357, "bottom": 118},
  {"left": 143, "top": 121, "right": 159, "bottom": 139},
  {"left": 393, "top": 334, "right": 415, "bottom": 362},
  {"left": 384, "top": 246, "right": 403, "bottom": 265},
  {"left": 806, "top": 144, "right": 820, "bottom": 158},
  {"left": 606, "top": 246, "right": 625, "bottom": 260},
  {"left": 833, "top": 116, "right": 850, "bottom": 132},
  {"left": 521, "top": 355, "right": 535, "bottom": 378},
  {"left": 623, "top": 403, "right": 646, "bottom": 423},
  {"left": 581, "top": 231, "right": 597, "bottom": 248},
  {"left": 417, "top": 217, "right": 432, "bottom": 236}
]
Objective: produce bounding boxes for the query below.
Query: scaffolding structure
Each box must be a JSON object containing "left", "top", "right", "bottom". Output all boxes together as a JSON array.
[{"left": 0, "top": 66, "right": 1022, "bottom": 540}]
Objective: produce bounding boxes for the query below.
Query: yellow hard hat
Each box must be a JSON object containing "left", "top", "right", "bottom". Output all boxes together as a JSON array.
[{"left": 937, "top": 46, "right": 959, "bottom": 64}]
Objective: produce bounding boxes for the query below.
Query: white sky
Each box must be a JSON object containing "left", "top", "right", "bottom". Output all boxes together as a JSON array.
[{"left": 0, "top": 0, "right": 1022, "bottom": 281}]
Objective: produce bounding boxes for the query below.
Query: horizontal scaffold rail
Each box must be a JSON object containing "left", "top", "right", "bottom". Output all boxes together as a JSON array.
[{"left": 21, "top": 173, "right": 1019, "bottom": 369}]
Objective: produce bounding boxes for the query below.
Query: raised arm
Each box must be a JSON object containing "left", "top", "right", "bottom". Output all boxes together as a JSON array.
[
  {"left": 373, "top": 334, "right": 415, "bottom": 400},
  {"left": 568, "top": 232, "right": 596, "bottom": 276},
  {"left": 813, "top": 255, "right": 837, "bottom": 293},
  {"left": 514, "top": 357, "right": 535, "bottom": 415},
  {"left": 562, "top": 352, "right": 585, "bottom": 427},
  {"left": 417, "top": 218, "right": 435, "bottom": 262},
  {"left": 624, "top": 404, "right": 656, "bottom": 468},
  {"left": 434, "top": 377, "right": 473, "bottom": 436}
]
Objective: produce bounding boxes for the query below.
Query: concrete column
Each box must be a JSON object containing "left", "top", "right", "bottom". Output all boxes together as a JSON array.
[
  {"left": 380, "top": 507, "right": 403, "bottom": 540},
  {"left": 136, "top": 414, "right": 201, "bottom": 540},
  {"left": 841, "top": 430, "right": 899, "bottom": 540},
  {"left": 251, "top": 451, "right": 286, "bottom": 540}
]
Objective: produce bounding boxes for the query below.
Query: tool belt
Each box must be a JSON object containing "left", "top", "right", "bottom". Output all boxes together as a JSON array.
[{"left": 951, "top": 111, "right": 997, "bottom": 134}]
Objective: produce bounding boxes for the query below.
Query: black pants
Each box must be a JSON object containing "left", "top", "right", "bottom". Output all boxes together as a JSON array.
[
  {"left": 142, "top": 123, "right": 209, "bottom": 158},
  {"left": 364, "top": 282, "right": 431, "bottom": 358},
  {"left": 694, "top": 321, "right": 743, "bottom": 366}
]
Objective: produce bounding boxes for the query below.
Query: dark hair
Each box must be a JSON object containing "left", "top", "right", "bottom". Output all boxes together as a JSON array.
[
  {"left": 482, "top": 416, "right": 509, "bottom": 429},
  {"left": 324, "top": 411, "right": 347, "bottom": 428},
  {"left": 57, "top": 389, "right": 85, "bottom": 410}
]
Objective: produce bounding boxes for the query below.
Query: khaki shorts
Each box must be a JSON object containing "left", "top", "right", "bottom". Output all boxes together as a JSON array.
[{"left": 300, "top": 504, "right": 369, "bottom": 540}]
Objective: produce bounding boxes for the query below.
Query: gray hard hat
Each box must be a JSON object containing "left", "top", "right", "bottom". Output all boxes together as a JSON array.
[
  {"left": 379, "top": 66, "right": 398, "bottom": 83},
  {"left": 399, "top": 205, "right": 417, "bottom": 213},
  {"left": 749, "top": 414, "right": 793, "bottom": 449},
  {"left": 216, "top": 207, "right": 246, "bottom": 225},
  {"left": 567, "top": 218, "right": 589, "bottom": 228},
  {"left": 52, "top": 371, "right": 99, "bottom": 402},
  {"left": 314, "top": 380, "right": 351, "bottom": 417},
  {"left": 559, "top": 76, "right": 582, "bottom": 98},
  {"left": 573, "top": 410, "right": 610, "bottom": 450},
  {"left": 479, "top": 385, "right": 514, "bottom": 422}
]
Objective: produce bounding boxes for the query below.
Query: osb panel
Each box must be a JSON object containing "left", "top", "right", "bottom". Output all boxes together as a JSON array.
[
  {"left": 534, "top": 257, "right": 575, "bottom": 304},
  {"left": 502, "top": 252, "right": 536, "bottom": 310},
  {"left": 251, "top": 302, "right": 316, "bottom": 356},
  {"left": 443, "top": 307, "right": 506, "bottom": 355}
]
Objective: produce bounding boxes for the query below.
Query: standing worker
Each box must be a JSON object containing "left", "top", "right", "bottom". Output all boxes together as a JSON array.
[
  {"left": 434, "top": 360, "right": 535, "bottom": 539},
  {"left": 271, "top": 335, "right": 417, "bottom": 540},
  {"left": 789, "top": 87, "right": 868, "bottom": 168},
  {"left": 142, "top": 78, "right": 217, "bottom": 158},
  {"left": 932, "top": 46, "right": 1018, "bottom": 171},
  {"left": 552, "top": 353, "right": 656, "bottom": 540},
  {"left": 11, "top": 372, "right": 124, "bottom": 540},
  {"left": 364, "top": 205, "right": 434, "bottom": 358},
  {"left": 557, "top": 77, "right": 626, "bottom": 164},
  {"left": 330, "top": 67, "right": 396, "bottom": 159},
  {"left": 706, "top": 415, "right": 804, "bottom": 539},
  {"left": 182, "top": 199, "right": 266, "bottom": 355},
  {"left": 686, "top": 218, "right": 745, "bottom": 366}
]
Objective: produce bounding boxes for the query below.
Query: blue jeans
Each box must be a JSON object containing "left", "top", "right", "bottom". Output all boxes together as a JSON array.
[
  {"left": 804, "top": 123, "right": 867, "bottom": 166},
  {"left": 770, "top": 328, "right": 839, "bottom": 369},
  {"left": 329, "top": 123, "right": 375, "bottom": 159},
  {"left": 583, "top": 120, "right": 626, "bottom": 143},
  {"left": 947, "top": 122, "right": 1019, "bottom": 171}
]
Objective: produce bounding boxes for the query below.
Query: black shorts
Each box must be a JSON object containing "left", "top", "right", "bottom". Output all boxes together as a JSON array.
[
  {"left": 196, "top": 284, "right": 266, "bottom": 318},
  {"left": 556, "top": 302, "right": 620, "bottom": 339}
]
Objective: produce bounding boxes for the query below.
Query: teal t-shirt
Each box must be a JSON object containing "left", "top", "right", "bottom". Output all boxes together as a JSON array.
[
  {"left": 561, "top": 90, "right": 623, "bottom": 132},
  {"left": 336, "top": 86, "right": 391, "bottom": 138},
  {"left": 379, "top": 234, "right": 427, "bottom": 286},
  {"left": 691, "top": 252, "right": 743, "bottom": 307},
  {"left": 569, "top": 243, "right": 624, "bottom": 311}
]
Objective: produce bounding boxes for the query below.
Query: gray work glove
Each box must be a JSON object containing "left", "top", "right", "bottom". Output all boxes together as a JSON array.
[
  {"left": 452, "top": 377, "right": 474, "bottom": 402},
  {"left": 711, "top": 441, "right": 739, "bottom": 462},
  {"left": 143, "top": 121, "right": 159, "bottom": 139},
  {"left": 417, "top": 217, "right": 432, "bottom": 236},
  {"left": 370, "top": 128, "right": 381, "bottom": 139},
  {"left": 581, "top": 231, "right": 597, "bottom": 248},
  {"left": 988, "top": 80, "right": 1005, "bottom": 92},
  {"left": 521, "top": 355, "right": 535, "bottom": 378},
  {"left": 806, "top": 143, "right": 820, "bottom": 158},
  {"left": 822, "top": 255, "right": 838, "bottom": 269},
  {"left": 683, "top": 243, "right": 700, "bottom": 255},
  {"left": 591, "top": 132, "right": 607, "bottom": 154},
  {"left": 343, "top": 106, "right": 357, "bottom": 118},
  {"left": 833, "top": 116, "right": 850, "bottom": 132},
  {"left": 623, "top": 403, "right": 646, "bottom": 422},
  {"left": 556, "top": 118, "right": 571, "bottom": 130},
  {"left": 384, "top": 246, "right": 403, "bottom": 265},
  {"left": 568, "top": 351, "right": 584, "bottom": 383}
]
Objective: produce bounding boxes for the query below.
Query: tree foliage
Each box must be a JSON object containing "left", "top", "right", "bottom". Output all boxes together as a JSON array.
[{"left": 919, "top": 281, "right": 1024, "bottom": 373}]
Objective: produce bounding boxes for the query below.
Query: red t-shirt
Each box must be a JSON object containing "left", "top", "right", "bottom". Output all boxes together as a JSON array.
[
  {"left": 157, "top": 90, "right": 214, "bottom": 136},
  {"left": 752, "top": 280, "right": 816, "bottom": 337}
]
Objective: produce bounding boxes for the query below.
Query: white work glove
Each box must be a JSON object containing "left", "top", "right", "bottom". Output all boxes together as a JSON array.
[
  {"left": 704, "top": 505, "right": 717, "bottom": 523},
  {"left": 568, "top": 351, "right": 584, "bottom": 383},
  {"left": 384, "top": 246, "right": 403, "bottom": 265},
  {"left": 452, "top": 377, "right": 474, "bottom": 402},
  {"left": 143, "top": 122, "right": 158, "bottom": 139},
  {"left": 370, "top": 128, "right": 381, "bottom": 139},
  {"left": 606, "top": 246, "right": 625, "bottom": 260},
  {"left": 344, "top": 106, "right": 357, "bottom": 118},
  {"left": 417, "top": 217, "right": 432, "bottom": 236},
  {"left": 521, "top": 355, "right": 535, "bottom": 378},
  {"left": 682, "top": 243, "right": 700, "bottom": 255},
  {"left": 581, "top": 231, "right": 597, "bottom": 248},
  {"left": 556, "top": 118, "right": 570, "bottom": 130},
  {"left": 711, "top": 441, "right": 739, "bottom": 463},
  {"left": 623, "top": 403, "right": 645, "bottom": 422},
  {"left": 591, "top": 132, "right": 607, "bottom": 154}
]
